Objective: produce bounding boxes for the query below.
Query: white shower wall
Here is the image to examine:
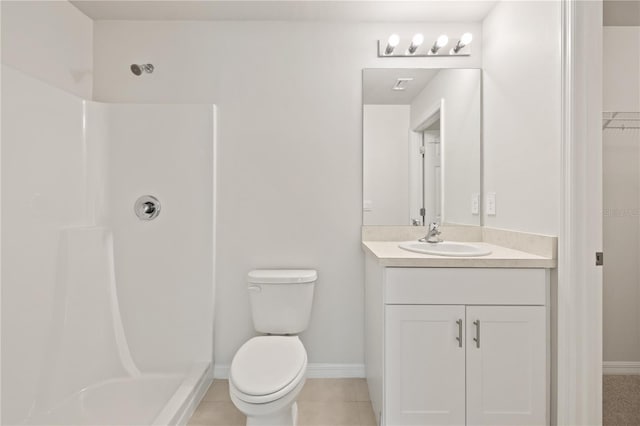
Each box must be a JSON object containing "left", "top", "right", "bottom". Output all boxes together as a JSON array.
[
  {"left": 1, "top": 65, "right": 215, "bottom": 424},
  {"left": 2, "top": 65, "right": 89, "bottom": 424},
  {"left": 101, "top": 103, "right": 215, "bottom": 372}
]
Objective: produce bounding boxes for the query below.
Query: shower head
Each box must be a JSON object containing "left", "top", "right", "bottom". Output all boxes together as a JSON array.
[{"left": 130, "top": 64, "right": 154, "bottom": 76}]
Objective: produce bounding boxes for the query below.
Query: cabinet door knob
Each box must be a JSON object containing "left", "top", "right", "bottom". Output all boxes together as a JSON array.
[
  {"left": 456, "top": 319, "right": 463, "bottom": 348},
  {"left": 473, "top": 320, "right": 481, "bottom": 348}
]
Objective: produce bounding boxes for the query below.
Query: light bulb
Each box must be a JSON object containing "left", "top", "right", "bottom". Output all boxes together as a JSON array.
[
  {"left": 408, "top": 33, "right": 424, "bottom": 54},
  {"left": 385, "top": 34, "right": 400, "bottom": 55},
  {"left": 388, "top": 34, "right": 400, "bottom": 47},
  {"left": 429, "top": 34, "right": 449, "bottom": 54},
  {"left": 452, "top": 32, "right": 473, "bottom": 54},
  {"left": 436, "top": 34, "right": 449, "bottom": 48}
]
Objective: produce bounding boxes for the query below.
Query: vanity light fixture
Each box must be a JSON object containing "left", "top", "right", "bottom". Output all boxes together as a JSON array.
[
  {"left": 451, "top": 32, "right": 473, "bottom": 54},
  {"left": 407, "top": 33, "right": 424, "bottom": 55},
  {"left": 377, "top": 33, "right": 471, "bottom": 57},
  {"left": 429, "top": 35, "right": 449, "bottom": 55},
  {"left": 385, "top": 34, "right": 400, "bottom": 55}
]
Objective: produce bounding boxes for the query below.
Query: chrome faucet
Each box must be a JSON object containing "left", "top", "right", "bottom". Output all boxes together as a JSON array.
[{"left": 419, "top": 222, "right": 442, "bottom": 243}]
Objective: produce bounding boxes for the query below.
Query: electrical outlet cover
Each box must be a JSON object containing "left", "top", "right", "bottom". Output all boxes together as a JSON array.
[{"left": 487, "top": 192, "right": 496, "bottom": 216}]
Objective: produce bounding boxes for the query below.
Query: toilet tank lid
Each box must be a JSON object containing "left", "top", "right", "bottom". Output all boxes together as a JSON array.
[{"left": 248, "top": 269, "right": 317, "bottom": 284}]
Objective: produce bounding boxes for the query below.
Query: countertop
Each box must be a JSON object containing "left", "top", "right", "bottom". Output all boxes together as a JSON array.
[{"left": 362, "top": 240, "right": 557, "bottom": 268}]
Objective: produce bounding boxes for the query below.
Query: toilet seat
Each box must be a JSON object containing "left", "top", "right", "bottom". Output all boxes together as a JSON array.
[{"left": 229, "top": 336, "right": 307, "bottom": 404}]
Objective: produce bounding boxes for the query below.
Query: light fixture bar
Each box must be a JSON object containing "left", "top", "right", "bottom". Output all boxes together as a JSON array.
[{"left": 377, "top": 33, "right": 471, "bottom": 57}]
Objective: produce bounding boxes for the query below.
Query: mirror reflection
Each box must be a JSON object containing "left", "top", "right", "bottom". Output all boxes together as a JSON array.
[{"left": 363, "top": 68, "right": 482, "bottom": 226}]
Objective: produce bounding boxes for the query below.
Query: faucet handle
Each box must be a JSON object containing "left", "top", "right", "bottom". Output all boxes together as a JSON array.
[{"left": 429, "top": 222, "right": 441, "bottom": 234}]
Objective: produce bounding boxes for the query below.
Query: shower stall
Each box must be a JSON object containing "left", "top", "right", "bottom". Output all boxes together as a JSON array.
[{"left": 1, "top": 65, "right": 216, "bottom": 425}]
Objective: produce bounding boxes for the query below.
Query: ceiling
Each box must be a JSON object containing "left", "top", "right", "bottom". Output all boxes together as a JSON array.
[
  {"left": 71, "top": 0, "right": 498, "bottom": 22},
  {"left": 363, "top": 68, "right": 440, "bottom": 105}
]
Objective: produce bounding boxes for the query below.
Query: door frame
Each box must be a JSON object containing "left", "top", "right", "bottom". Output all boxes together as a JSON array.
[
  {"left": 411, "top": 99, "right": 446, "bottom": 225},
  {"left": 557, "top": 1, "right": 603, "bottom": 424}
]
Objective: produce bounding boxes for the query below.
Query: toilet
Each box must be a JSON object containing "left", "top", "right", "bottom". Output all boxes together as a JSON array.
[{"left": 229, "top": 269, "right": 317, "bottom": 426}]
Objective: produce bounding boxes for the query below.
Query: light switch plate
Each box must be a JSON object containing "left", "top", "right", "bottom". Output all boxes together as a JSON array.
[
  {"left": 486, "top": 192, "right": 496, "bottom": 216},
  {"left": 471, "top": 193, "right": 480, "bottom": 215}
]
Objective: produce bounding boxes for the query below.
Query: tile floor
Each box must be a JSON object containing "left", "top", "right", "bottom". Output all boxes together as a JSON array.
[
  {"left": 189, "top": 374, "right": 640, "bottom": 426},
  {"left": 188, "top": 378, "right": 377, "bottom": 426}
]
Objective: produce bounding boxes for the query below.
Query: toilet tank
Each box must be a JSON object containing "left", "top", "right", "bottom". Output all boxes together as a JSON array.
[{"left": 247, "top": 269, "right": 317, "bottom": 335}]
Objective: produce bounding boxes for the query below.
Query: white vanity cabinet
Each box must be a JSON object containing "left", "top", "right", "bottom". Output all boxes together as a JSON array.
[
  {"left": 365, "top": 257, "right": 550, "bottom": 426},
  {"left": 385, "top": 305, "right": 466, "bottom": 426}
]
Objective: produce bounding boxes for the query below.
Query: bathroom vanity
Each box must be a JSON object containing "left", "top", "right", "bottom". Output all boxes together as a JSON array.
[
  {"left": 362, "top": 232, "right": 556, "bottom": 426},
  {"left": 362, "top": 66, "right": 558, "bottom": 426}
]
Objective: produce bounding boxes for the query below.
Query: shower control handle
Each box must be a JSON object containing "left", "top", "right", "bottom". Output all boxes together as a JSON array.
[
  {"left": 142, "top": 202, "right": 155, "bottom": 214},
  {"left": 135, "top": 195, "right": 161, "bottom": 221}
]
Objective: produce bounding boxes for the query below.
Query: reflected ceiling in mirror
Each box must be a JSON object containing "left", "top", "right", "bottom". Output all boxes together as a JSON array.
[{"left": 363, "top": 68, "right": 482, "bottom": 227}]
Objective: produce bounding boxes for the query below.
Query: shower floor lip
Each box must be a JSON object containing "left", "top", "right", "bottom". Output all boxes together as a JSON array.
[
  {"left": 23, "top": 362, "right": 211, "bottom": 426},
  {"left": 153, "top": 361, "right": 211, "bottom": 426}
]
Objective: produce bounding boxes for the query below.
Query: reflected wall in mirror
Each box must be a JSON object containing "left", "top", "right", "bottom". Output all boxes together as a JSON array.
[{"left": 363, "top": 68, "right": 481, "bottom": 226}]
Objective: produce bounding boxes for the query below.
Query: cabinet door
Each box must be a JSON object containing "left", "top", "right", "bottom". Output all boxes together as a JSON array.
[
  {"left": 385, "top": 305, "right": 466, "bottom": 426},
  {"left": 466, "top": 306, "right": 546, "bottom": 426}
]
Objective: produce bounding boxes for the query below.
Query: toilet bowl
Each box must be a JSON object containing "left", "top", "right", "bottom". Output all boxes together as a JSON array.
[
  {"left": 229, "top": 336, "right": 307, "bottom": 425},
  {"left": 228, "top": 269, "right": 317, "bottom": 426}
]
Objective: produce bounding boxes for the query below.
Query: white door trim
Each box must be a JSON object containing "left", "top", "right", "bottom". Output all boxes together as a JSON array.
[
  {"left": 411, "top": 99, "right": 446, "bottom": 224},
  {"left": 557, "top": 1, "right": 603, "bottom": 425}
]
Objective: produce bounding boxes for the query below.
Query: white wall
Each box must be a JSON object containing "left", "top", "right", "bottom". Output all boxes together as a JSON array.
[
  {"left": 603, "top": 27, "right": 640, "bottom": 113},
  {"left": 1, "top": 0, "right": 93, "bottom": 98},
  {"left": 604, "top": 0, "right": 640, "bottom": 26},
  {"left": 92, "top": 20, "right": 482, "bottom": 367},
  {"left": 482, "top": 1, "right": 562, "bottom": 235},
  {"left": 363, "top": 105, "right": 410, "bottom": 225},
  {"left": 410, "top": 68, "right": 481, "bottom": 226},
  {"left": 603, "top": 27, "right": 640, "bottom": 363}
]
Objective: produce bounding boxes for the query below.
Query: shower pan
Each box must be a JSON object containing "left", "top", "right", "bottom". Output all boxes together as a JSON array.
[{"left": 1, "top": 65, "right": 216, "bottom": 425}]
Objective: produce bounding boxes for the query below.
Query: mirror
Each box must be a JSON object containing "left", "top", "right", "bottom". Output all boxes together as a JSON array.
[{"left": 362, "top": 68, "right": 482, "bottom": 226}]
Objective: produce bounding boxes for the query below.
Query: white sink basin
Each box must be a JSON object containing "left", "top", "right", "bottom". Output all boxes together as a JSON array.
[{"left": 399, "top": 241, "right": 492, "bottom": 257}]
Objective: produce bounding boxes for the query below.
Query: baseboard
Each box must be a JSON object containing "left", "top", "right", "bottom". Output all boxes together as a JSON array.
[
  {"left": 603, "top": 361, "right": 640, "bottom": 375},
  {"left": 214, "top": 363, "right": 365, "bottom": 379},
  {"left": 306, "top": 363, "right": 366, "bottom": 378}
]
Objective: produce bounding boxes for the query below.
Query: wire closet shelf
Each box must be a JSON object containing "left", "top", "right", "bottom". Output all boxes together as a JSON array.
[{"left": 603, "top": 111, "right": 640, "bottom": 130}]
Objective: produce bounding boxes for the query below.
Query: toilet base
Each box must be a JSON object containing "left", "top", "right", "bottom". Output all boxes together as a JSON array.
[
  {"left": 230, "top": 377, "right": 305, "bottom": 426},
  {"left": 246, "top": 401, "right": 298, "bottom": 426}
]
